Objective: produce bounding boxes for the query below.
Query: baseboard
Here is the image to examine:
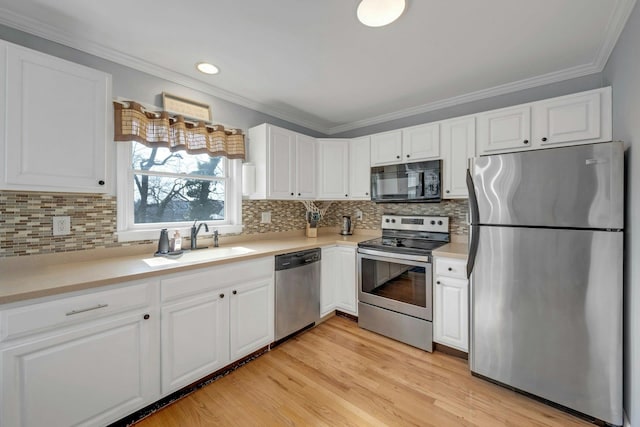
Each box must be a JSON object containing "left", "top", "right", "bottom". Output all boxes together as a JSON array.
[
  {"left": 108, "top": 345, "right": 269, "bottom": 426},
  {"left": 624, "top": 410, "right": 631, "bottom": 427},
  {"left": 335, "top": 310, "right": 358, "bottom": 322},
  {"left": 433, "top": 342, "right": 468, "bottom": 360}
]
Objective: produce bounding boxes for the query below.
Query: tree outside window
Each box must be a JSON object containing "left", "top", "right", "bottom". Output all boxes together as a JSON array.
[{"left": 131, "top": 142, "right": 226, "bottom": 224}]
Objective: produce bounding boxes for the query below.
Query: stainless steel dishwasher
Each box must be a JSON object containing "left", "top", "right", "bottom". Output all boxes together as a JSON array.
[{"left": 274, "top": 248, "right": 321, "bottom": 341}]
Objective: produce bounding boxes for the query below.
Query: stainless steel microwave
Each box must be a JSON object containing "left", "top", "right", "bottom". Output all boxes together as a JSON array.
[{"left": 370, "top": 160, "right": 442, "bottom": 203}]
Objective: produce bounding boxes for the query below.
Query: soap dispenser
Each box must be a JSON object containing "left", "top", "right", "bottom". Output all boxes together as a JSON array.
[
  {"left": 173, "top": 231, "right": 182, "bottom": 251},
  {"left": 157, "top": 229, "right": 169, "bottom": 254}
]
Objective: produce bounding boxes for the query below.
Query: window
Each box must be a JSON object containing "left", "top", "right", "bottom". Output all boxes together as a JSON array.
[{"left": 117, "top": 142, "right": 242, "bottom": 242}]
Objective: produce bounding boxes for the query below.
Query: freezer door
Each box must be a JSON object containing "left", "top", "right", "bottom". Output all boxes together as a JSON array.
[
  {"left": 470, "top": 226, "right": 622, "bottom": 425},
  {"left": 470, "top": 142, "right": 623, "bottom": 229}
]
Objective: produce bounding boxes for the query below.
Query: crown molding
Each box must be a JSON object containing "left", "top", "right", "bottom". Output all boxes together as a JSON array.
[
  {"left": 325, "top": 62, "right": 601, "bottom": 134},
  {"left": 593, "top": 0, "right": 637, "bottom": 69},
  {"left": 0, "top": 7, "right": 330, "bottom": 134},
  {"left": 0, "top": 0, "right": 635, "bottom": 136}
]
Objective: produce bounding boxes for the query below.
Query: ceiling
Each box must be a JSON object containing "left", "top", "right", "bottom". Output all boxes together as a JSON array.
[{"left": 0, "top": 0, "right": 635, "bottom": 134}]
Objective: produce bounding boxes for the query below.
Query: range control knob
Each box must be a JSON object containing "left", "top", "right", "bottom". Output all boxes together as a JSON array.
[
  {"left": 430, "top": 220, "right": 436, "bottom": 225},
  {"left": 438, "top": 220, "right": 443, "bottom": 225},
  {"left": 391, "top": 219, "right": 396, "bottom": 223},
  {"left": 385, "top": 218, "right": 390, "bottom": 223}
]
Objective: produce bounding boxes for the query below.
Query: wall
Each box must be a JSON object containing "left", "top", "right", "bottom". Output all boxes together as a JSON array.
[
  {"left": 603, "top": 2, "right": 640, "bottom": 425},
  {"left": 0, "top": 193, "right": 467, "bottom": 257},
  {"left": 332, "top": 74, "right": 605, "bottom": 138},
  {"left": 0, "top": 25, "right": 324, "bottom": 139}
]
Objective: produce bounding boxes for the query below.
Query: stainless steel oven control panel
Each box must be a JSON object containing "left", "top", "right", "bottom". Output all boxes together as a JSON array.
[{"left": 381, "top": 215, "right": 448, "bottom": 233}]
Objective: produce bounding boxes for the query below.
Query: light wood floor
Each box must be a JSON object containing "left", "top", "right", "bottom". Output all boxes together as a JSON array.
[{"left": 137, "top": 316, "right": 592, "bottom": 426}]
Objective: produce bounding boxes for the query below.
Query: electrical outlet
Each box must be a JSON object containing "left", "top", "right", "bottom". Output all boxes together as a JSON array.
[
  {"left": 355, "top": 210, "right": 363, "bottom": 220},
  {"left": 52, "top": 216, "right": 71, "bottom": 236},
  {"left": 261, "top": 211, "right": 271, "bottom": 224}
]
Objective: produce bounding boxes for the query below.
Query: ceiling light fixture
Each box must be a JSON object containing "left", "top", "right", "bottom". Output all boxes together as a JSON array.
[
  {"left": 357, "top": 0, "right": 406, "bottom": 27},
  {"left": 196, "top": 62, "right": 220, "bottom": 75}
]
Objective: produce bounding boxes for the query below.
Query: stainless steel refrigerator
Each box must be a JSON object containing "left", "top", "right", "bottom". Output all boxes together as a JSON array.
[{"left": 466, "top": 142, "right": 623, "bottom": 426}]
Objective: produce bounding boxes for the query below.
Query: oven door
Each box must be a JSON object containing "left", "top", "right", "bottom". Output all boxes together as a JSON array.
[{"left": 357, "top": 249, "right": 432, "bottom": 321}]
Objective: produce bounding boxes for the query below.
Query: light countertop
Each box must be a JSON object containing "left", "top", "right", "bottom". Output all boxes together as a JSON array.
[
  {"left": 0, "top": 229, "right": 378, "bottom": 305},
  {"left": 433, "top": 242, "right": 469, "bottom": 260}
]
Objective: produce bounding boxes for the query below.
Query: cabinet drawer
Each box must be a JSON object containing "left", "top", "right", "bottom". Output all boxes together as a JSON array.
[
  {"left": 435, "top": 258, "right": 467, "bottom": 279},
  {"left": 161, "top": 257, "right": 274, "bottom": 302},
  {"left": 0, "top": 282, "right": 154, "bottom": 342}
]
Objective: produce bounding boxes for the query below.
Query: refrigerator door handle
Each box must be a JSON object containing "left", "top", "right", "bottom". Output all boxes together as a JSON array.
[
  {"left": 466, "top": 166, "right": 480, "bottom": 278},
  {"left": 466, "top": 163, "right": 480, "bottom": 225}
]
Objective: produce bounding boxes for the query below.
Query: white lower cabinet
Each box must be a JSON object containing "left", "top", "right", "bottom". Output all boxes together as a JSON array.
[
  {"left": 433, "top": 257, "right": 468, "bottom": 352},
  {"left": 0, "top": 256, "right": 274, "bottom": 426},
  {"left": 159, "top": 257, "right": 274, "bottom": 394},
  {"left": 321, "top": 246, "right": 357, "bottom": 317},
  {"left": 229, "top": 279, "right": 273, "bottom": 360},
  {"left": 0, "top": 281, "right": 160, "bottom": 427},
  {"left": 161, "top": 291, "right": 229, "bottom": 394}
]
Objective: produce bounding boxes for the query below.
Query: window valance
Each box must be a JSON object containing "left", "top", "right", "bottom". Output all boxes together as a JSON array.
[{"left": 113, "top": 101, "right": 245, "bottom": 159}]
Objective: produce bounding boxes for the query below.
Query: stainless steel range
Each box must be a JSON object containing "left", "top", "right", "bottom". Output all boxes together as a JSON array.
[{"left": 357, "top": 214, "right": 449, "bottom": 351}]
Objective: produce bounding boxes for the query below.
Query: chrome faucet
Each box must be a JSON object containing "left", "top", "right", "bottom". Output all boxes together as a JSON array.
[
  {"left": 213, "top": 229, "right": 219, "bottom": 247},
  {"left": 190, "top": 220, "right": 209, "bottom": 250}
]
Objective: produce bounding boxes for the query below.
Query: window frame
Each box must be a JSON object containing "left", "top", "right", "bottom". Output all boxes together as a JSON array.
[{"left": 116, "top": 142, "right": 243, "bottom": 242}]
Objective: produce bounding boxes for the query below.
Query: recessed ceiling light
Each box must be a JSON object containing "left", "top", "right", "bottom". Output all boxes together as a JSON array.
[
  {"left": 357, "top": 0, "right": 406, "bottom": 27},
  {"left": 196, "top": 62, "right": 220, "bottom": 75}
]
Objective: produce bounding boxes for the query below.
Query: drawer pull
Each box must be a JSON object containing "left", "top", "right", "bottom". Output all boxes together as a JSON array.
[{"left": 65, "top": 304, "right": 109, "bottom": 316}]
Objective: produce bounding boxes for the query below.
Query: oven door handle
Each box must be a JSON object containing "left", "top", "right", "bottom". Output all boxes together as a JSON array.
[{"left": 357, "top": 248, "right": 431, "bottom": 264}]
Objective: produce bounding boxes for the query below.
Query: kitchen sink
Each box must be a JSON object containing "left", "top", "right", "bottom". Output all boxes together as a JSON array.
[{"left": 143, "top": 246, "right": 255, "bottom": 267}]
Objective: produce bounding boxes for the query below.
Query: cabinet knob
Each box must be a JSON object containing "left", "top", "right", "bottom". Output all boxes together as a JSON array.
[
  {"left": 406, "top": 154, "right": 410, "bottom": 158},
  {"left": 523, "top": 140, "right": 529, "bottom": 145},
  {"left": 290, "top": 192, "right": 294, "bottom": 196},
  {"left": 448, "top": 267, "right": 453, "bottom": 271},
  {"left": 219, "top": 293, "right": 225, "bottom": 298},
  {"left": 365, "top": 192, "right": 369, "bottom": 195},
  {"left": 345, "top": 194, "right": 348, "bottom": 197},
  {"left": 436, "top": 281, "right": 441, "bottom": 285},
  {"left": 232, "top": 290, "right": 237, "bottom": 295},
  {"left": 542, "top": 137, "right": 548, "bottom": 142},
  {"left": 446, "top": 190, "right": 450, "bottom": 194},
  {"left": 396, "top": 155, "right": 400, "bottom": 159},
  {"left": 298, "top": 193, "right": 301, "bottom": 196},
  {"left": 143, "top": 314, "right": 150, "bottom": 320},
  {"left": 98, "top": 180, "right": 105, "bottom": 186}
]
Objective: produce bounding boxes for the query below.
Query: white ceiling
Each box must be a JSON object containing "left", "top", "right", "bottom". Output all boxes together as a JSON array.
[{"left": 0, "top": 0, "right": 635, "bottom": 134}]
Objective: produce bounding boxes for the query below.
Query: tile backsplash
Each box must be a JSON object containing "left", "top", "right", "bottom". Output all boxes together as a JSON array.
[{"left": 0, "top": 191, "right": 468, "bottom": 258}]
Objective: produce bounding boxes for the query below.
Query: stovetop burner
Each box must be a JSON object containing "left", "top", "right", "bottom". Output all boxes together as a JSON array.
[
  {"left": 358, "top": 237, "right": 448, "bottom": 256},
  {"left": 357, "top": 214, "right": 450, "bottom": 256}
]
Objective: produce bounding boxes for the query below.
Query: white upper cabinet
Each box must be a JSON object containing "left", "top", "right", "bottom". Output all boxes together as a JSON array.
[
  {"left": 371, "top": 124, "right": 440, "bottom": 167},
  {"left": 316, "top": 139, "right": 350, "bottom": 200},
  {"left": 248, "top": 123, "right": 316, "bottom": 200},
  {"left": 441, "top": 117, "right": 475, "bottom": 198},
  {"left": 0, "top": 40, "right": 111, "bottom": 193},
  {"left": 267, "top": 125, "right": 295, "bottom": 198},
  {"left": 370, "top": 130, "right": 403, "bottom": 166},
  {"left": 402, "top": 122, "right": 440, "bottom": 162},
  {"left": 349, "top": 136, "right": 371, "bottom": 200},
  {"left": 477, "top": 87, "right": 612, "bottom": 155},
  {"left": 533, "top": 87, "right": 611, "bottom": 147},
  {"left": 477, "top": 105, "right": 532, "bottom": 154},
  {"left": 295, "top": 134, "right": 317, "bottom": 198}
]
